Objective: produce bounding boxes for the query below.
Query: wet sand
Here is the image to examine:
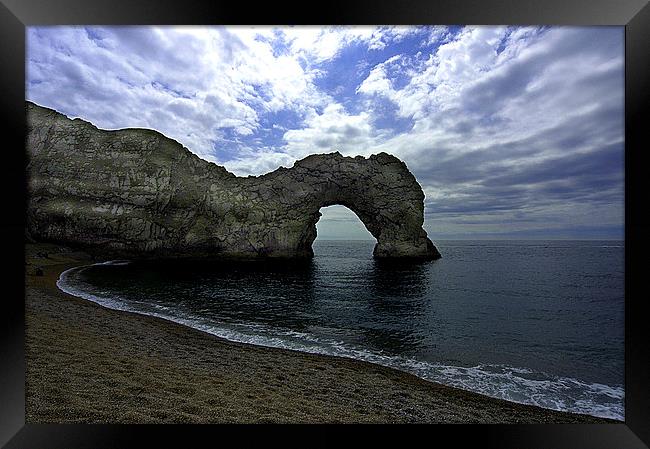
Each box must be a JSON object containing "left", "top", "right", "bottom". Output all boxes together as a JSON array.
[{"left": 25, "top": 243, "right": 613, "bottom": 423}]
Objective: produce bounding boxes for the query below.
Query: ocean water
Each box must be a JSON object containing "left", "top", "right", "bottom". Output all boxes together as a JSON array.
[{"left": 57, "top": 240, "right": 625, "bottom": 420}]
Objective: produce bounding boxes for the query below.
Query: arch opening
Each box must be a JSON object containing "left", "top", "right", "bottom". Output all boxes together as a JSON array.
[
  {"left": 297, "top": 203, "right": 381, "bottom": 259},
  {"left": 314, "top": 204, "right": 377, "bottom": 244}
]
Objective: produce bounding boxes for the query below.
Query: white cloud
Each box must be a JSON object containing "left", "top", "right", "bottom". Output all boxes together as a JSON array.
[
  {"left": 356, "top": 55, "right": 402, "bottom": 97},
  {"left": 222, "top": 147, "right": 297, "bottom": 177},
  {"left": 281, "top": 26, "right": 422, "bottom": 60},
  {"left": 282, "top": 103, "right": 377, "bottom": 159},
  {"left": 27, "top": 25, "right": 624, "bottom": 239},
  {"left": 421, "top": 25, "right": 451, "bottom": 46},
  {"left": 27, "top": 26, "right": 333, "bottom": 162}
]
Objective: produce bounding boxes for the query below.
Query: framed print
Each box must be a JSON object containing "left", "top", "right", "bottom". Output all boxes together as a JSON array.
[{"left": 1, "top": 0, "right": 649, "bottom": 447}]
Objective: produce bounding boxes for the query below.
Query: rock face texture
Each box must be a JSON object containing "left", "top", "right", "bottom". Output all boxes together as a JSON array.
[{"left": 26, "top": 102, "right": 440, "bottom": 260}]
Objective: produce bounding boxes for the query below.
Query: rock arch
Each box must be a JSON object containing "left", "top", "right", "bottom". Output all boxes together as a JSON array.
[
  {"left": 279, "top": 153, "right": 439, "bottom": 259},
  {"left": 26, "top": 102, "right": 441, "bottom": 260}
]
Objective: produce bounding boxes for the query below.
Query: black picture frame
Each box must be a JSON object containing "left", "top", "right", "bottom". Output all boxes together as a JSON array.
[{"left": 1, "top": 0, "right": 648, "bottom": 447}]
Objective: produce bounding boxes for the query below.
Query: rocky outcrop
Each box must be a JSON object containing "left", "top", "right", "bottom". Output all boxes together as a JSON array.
[{"left": 26, "top": 102, "right": 440, "bottom": 260}]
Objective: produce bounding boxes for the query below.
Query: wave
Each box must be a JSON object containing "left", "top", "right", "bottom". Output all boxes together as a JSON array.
[{"left": 56, "top": 263, "right": 624, "bottom": 421}]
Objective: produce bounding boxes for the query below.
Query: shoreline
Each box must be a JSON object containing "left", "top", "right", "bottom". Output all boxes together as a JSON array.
[{"left": 25, "top": 243, "right": 615, "bottom": 423}]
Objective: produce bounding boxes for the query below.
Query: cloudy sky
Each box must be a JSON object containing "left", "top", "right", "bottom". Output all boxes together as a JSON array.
[{"left": 26, "top": 25, "right": 624, "bottom": 240}]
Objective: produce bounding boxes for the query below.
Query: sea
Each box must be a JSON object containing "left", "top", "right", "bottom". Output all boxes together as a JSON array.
[{"left": 56, "top": 239, "right": 625, "bottom": 420}]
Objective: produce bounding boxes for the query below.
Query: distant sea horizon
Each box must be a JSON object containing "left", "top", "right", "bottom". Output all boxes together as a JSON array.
[{"left": 315, "top": 238, "right": 625, "bottom": 241}]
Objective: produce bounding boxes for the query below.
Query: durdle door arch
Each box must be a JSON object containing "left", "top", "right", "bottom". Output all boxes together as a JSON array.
[{"left": 26, "top": 102, "right": 440, "bottom": 261}]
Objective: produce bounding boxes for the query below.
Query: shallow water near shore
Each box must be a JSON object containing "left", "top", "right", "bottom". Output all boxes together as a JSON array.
[{"left": 57, "top": 239, "right": 625, "bottom": 420}]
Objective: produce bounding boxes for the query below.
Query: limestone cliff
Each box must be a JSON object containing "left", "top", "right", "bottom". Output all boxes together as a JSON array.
[{"left": 26, "top": 102, "right": 441, "bottom": 260}]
